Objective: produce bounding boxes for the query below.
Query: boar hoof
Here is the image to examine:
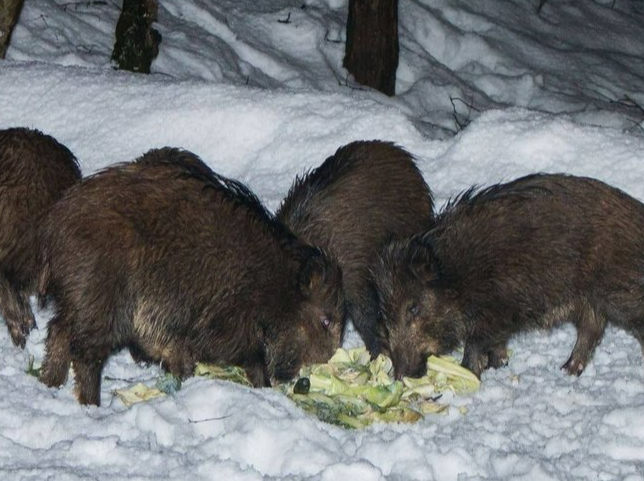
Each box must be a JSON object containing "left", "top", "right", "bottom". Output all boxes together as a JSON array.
[
  {"left": 461, "top": 357, "right": 485, "bottom": 379},
  {"left": 9, "top": 329, "right": 26, "bottom": 349},
  {"left": 6, "top": 314, "right": 35, "bottom": 348},
  {"left": 561, "top": 357, "right": 584, "bottom": 376},
  {"left": 487, "top": 348, "right": 509, "bottom": 369}
]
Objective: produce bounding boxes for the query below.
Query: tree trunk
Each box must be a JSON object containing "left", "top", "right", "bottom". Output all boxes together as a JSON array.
[
  {"left": 111, "top": 0, "right": 161, "bottom": 74},
  {"left": 343, "top": 0, "right": 399, "bottom": 96},
  {"left": 0, "top": 0, "right": 25, "bottom": 59}
]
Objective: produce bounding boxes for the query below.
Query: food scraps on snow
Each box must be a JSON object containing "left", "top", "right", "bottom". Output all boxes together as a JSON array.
[{"left": 111, "top": 347, "right": 479, "bottom": 428}]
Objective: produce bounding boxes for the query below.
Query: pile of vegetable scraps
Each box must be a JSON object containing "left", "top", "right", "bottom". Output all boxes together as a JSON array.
[{"left": 113, "top": 347, "right": 480, "bottom": 428}]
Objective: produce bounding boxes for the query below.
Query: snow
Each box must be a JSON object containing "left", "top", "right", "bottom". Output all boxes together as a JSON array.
[{"left": 1, "top": 0, "right": 644, "bottom": 479}]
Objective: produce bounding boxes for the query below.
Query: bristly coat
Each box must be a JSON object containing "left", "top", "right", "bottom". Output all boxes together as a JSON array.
[
  {"left": 374, "top": 173, "right": 644, "bottom": 379},
  {"left": 278, "top": 140, "right": 433, "bottom": 356},
  {"left": 39, "top": 148, "right": 344, "bottom": 405},
  {"left": 0, "top": 128, "right": 81, "bottom": 348}
]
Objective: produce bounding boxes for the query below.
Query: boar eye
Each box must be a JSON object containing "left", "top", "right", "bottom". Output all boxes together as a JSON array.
[
  {"left": 320, "top": 315, "right": 331, "bottom": 330},
  {"left": 408, "top": 304, "right": 421, "bottom": 317}
]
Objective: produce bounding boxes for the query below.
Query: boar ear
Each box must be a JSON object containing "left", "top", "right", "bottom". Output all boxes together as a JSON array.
[
  {"left": 410, "top": 236, "right": 443, "bottom": 286},
  {"left": 298, "top": 251, "right": 328, "bottom": 296}
]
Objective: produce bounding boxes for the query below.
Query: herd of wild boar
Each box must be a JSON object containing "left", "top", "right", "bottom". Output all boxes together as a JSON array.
[{"left": 2, "top": 127, "right": 644, "bottom": 406}]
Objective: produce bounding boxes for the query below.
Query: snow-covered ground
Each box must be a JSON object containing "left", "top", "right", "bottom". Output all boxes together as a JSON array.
[{"left": 1, "top": 0, "right": 644, "bottom": 479}]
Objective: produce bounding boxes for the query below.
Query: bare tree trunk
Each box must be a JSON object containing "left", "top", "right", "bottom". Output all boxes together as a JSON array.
[
  {"left": 0, "top": 0, "right": 25, "bottom": 59},
  {"left": 111, "top": 0, "right": 161, "bottom": 74},
  {"left": 343, "top": 0, "right": 399, "bottom": 96}
]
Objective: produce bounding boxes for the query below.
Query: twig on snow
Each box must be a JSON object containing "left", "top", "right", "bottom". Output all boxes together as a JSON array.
[
  {"left": 188, "top": 415, "right": 231, "bottom": 423},
  {"left": 450, "top": 95, "right": 478, "bottom": 133},
  {"left": 278, "top": 12, "right": 291, "bottom": 24},
  {"left": 610, "top": 94, "right": 644, "bottom": 133},
  {"left": 59, "top": 1, "right": 111, "bottom": 12}
]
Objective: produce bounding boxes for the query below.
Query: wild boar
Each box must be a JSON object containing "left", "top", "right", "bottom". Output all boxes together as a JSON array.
[
  {"left": 277, "top": 141, "right": 433, "bottom": 356},
  {"left": 0, "top": 128, "right": 81, "bottom": 348},
  {"left": 38, "top": 148, "right": 344, "bottom": 405},
  {"left": 373, "top": 173, "right": 644, "bottom": 379}
]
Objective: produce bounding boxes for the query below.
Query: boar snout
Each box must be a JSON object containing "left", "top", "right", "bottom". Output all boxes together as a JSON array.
[{"left": 392, "top": 348, "right": 428, "bottom": 380}]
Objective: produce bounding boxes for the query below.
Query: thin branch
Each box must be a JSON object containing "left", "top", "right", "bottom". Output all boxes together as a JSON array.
[
  {"left": 450, "top": 95, "right": 477, "bottom": 132},
  {"left": 626, "top": 120, "right": 644, "bottom": 133},
  {"left": 104, "top": 375, "right": 138, "bottom": 382},
  {"left": 328, "top": 64, "right": 366, "bottom": 92},
  {"left": 188, "top": 415, "right": 231, "bottom": 423},
  {"left": 618, "top": 95, "right": 644, "bottom": 116},
  {"left": 59, "top": 1, "right": 110, "bottom": 11},
  {"left": 278, "top": 12, "right": 291, "bottom": 24},
  {"left": 76, "top": 44, "right": 99, "bottom": 54},
  {"left": 450, "top": 96, "right": 480, "bottom": 113},
  {"left": 610, "top": 94, "right": 644, "bottom": 133},
  {"left": 340, "top": 73, "right": 366, "bottom": 91},
  {"left": 35, "top": 14, "right": 62, "bottom": 44}
]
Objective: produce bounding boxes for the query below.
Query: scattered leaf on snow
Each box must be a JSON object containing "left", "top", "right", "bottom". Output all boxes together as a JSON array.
[
  {"left": 114, "top": 383, "right": 165, "bottom": 407},
  {"left": 155, "top": 373, "right": 182, "bottom": 394},
  {"left": 194, "top": 363, "right": 253, "bottom": 387},
  {"left": 25, "top": 356, "right": 41, "bottom": 378}
]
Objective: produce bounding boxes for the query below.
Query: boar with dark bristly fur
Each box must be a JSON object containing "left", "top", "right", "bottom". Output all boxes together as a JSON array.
[
  {"left": 277, "top": 141, "right": 433, "bottom": 356},
  {"left": 38, "top": 148, "right": 344, "bottom": 406},
  {"left": 0, "top": 128, "right": 81, "bottom": 348},
  {"left": 374, "top": 173, "right": 644, "bottom": 379}
]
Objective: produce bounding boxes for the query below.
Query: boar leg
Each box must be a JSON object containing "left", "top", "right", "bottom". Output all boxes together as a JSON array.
[
  {"left": 349, "top": 287, "right": 381, "bottom": 358},
  {"left": 40, "top": 312, "right": 72, "bottom": 387},
  {"left": 0, "top": 275, "right": 35, "bottom": 348},
  {"left": 246, "top": 366, "right": 271, "bottom": 387},
  {"left": 72, "top": 355, "right": 106, "bottom": 406},
  {"left": 244, "top": 354, "right": 272, "bottom": 388},
  {"left": 562, "top": 303, "right": 606, "bottom": 376},
  {"left": 462, "top": 340, "right": 488, "bottom": 378},
  {"left": 634, "top": 330, "right": 644, "bottom": 361},
  {"left": 487, "top": 342, "right": 509, "bottom": 369},
  {"left": 163, "top": 346, "right": 196, "bottom": 379},
  {"left": 69, "top": 313, "right": 114, "bottom": 405}
]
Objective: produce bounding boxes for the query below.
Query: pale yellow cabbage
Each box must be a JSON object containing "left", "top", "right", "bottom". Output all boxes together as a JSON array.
[
  {"left": 111, "top": 347, "right": 480, "bottom": 428},
  {"left": 114, "top": 383, "right": 165, "bottom": 407},
  {"left": 279, "top": 347, "right": 480, "bottom": 428},
  {"left": 194, "top": 363, "right": 253, "bottom": 387}
]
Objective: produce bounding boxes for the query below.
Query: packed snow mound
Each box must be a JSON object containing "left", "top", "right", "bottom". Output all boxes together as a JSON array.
[
  {"left": 0, "top": 62, "right": 433, "bottom": 209},
  {"left": 428, "top": 108, "right": 644, "bottom": 203},
  {"left": 7, "top": 0, "right": 644, "bottom": 135},
  {"left": 397, "top": 0, "right": 644, "bottom": 133}
]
